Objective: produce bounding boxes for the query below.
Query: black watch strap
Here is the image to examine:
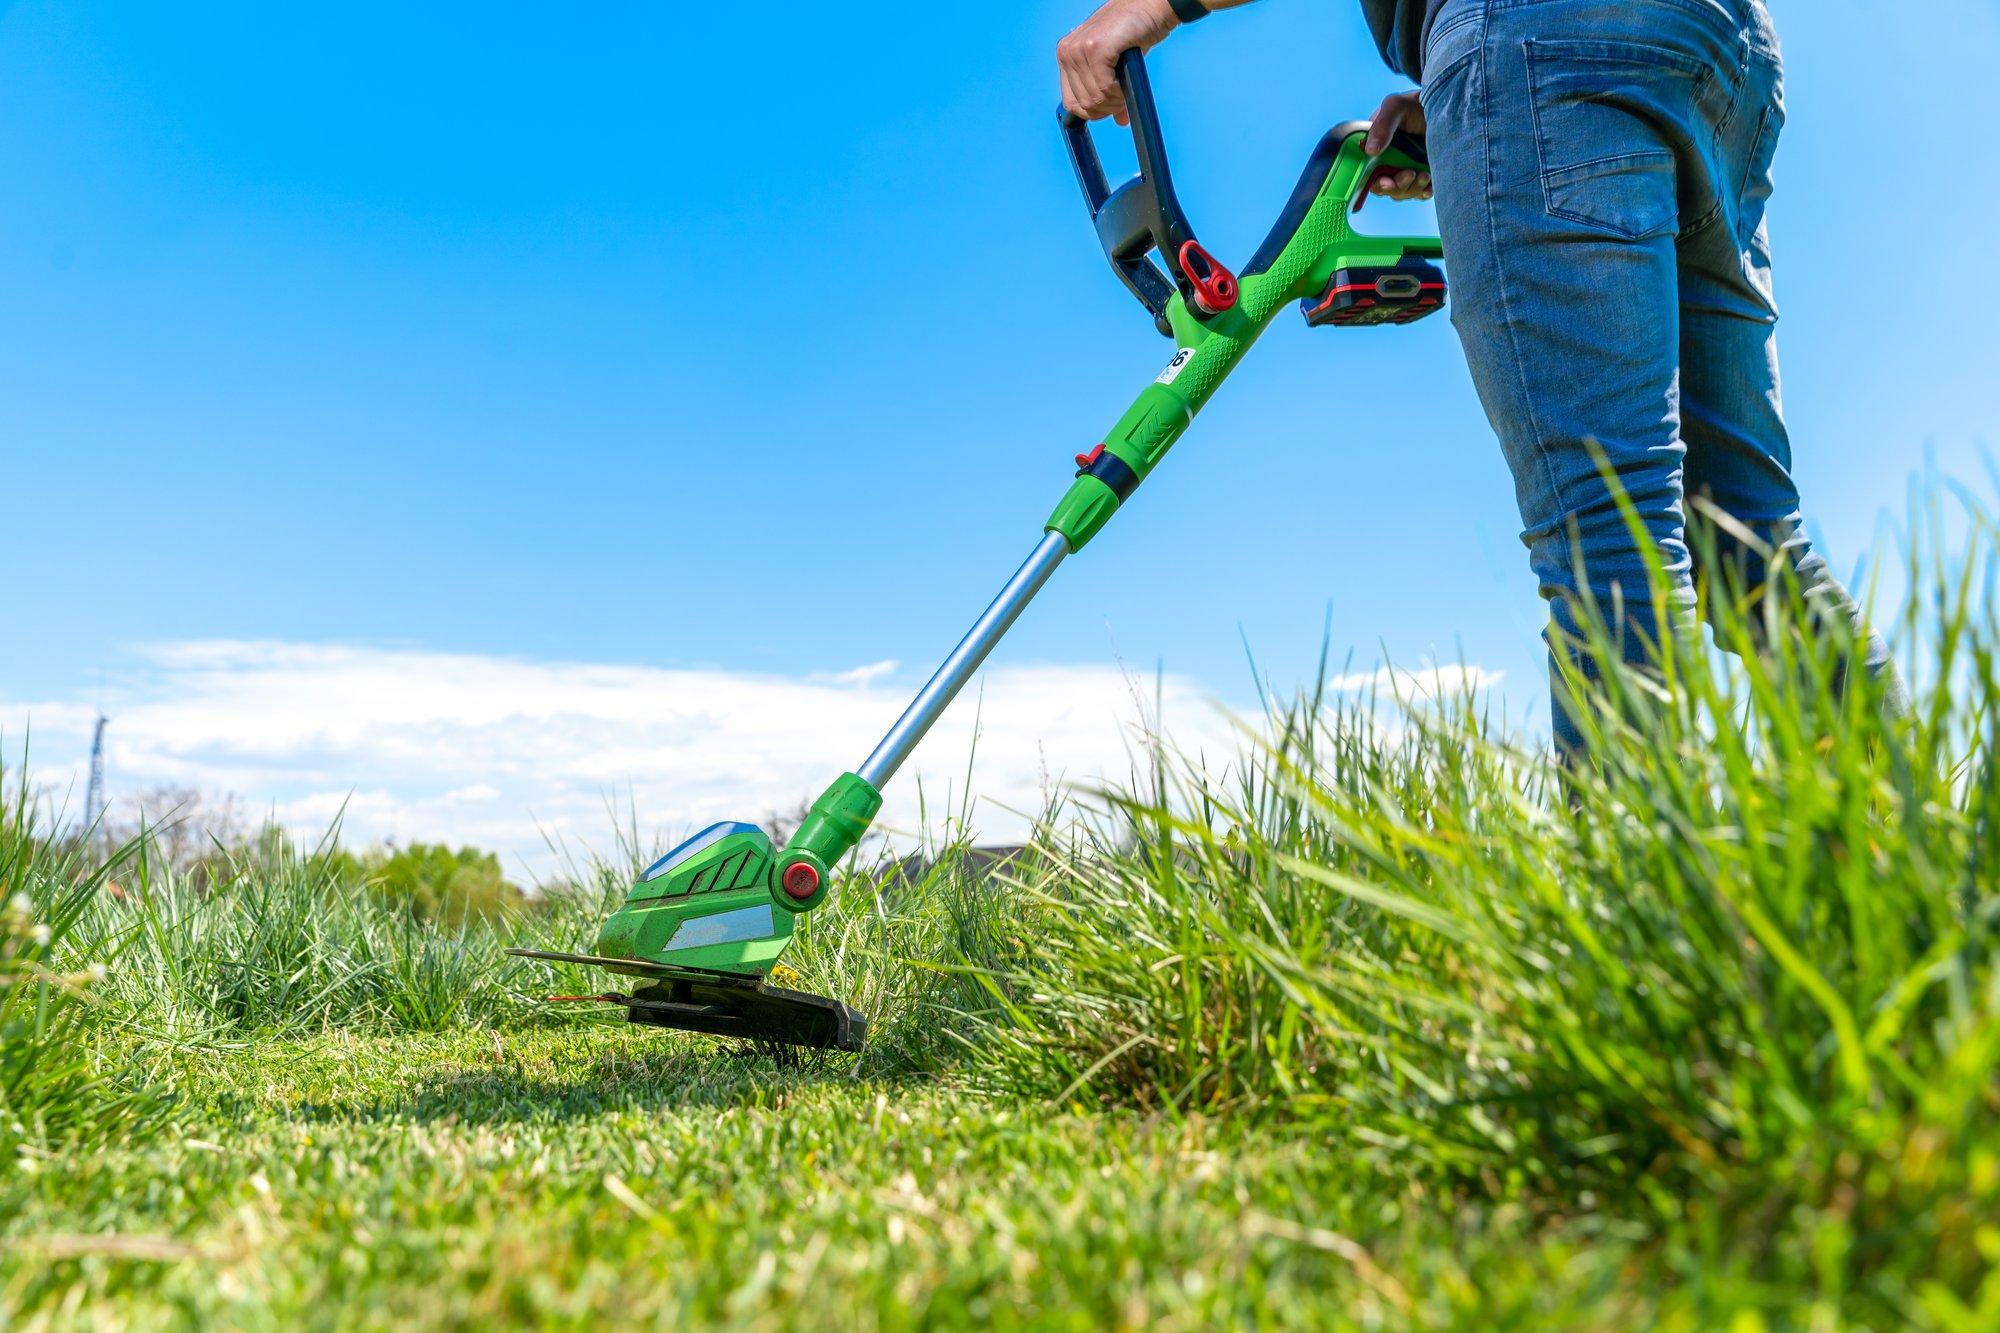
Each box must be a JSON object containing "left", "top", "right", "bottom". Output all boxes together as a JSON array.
[{"left": 1168, "top": 0, "right": 1210, "bottom": 22}]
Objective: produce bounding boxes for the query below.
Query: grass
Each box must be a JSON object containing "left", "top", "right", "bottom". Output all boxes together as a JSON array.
[
  {"left": 6, "top": 502, "right": 2000, "bottom": 1327},
  {"left": 2, "top": 1027, "right": 1647, "bottom": 1329},
  {"left": 0, "top": 774, "right": 154, "bottom": 1153}
]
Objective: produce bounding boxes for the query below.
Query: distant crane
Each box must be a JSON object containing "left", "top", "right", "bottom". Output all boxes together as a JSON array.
[{"left": 83, "top": 715, "right": 109, "bottom": 837}]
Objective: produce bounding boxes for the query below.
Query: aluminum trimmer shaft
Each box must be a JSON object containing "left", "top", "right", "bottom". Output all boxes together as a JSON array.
[{"left": 856, "top": 529, "right": 1071, "bottom": 788}]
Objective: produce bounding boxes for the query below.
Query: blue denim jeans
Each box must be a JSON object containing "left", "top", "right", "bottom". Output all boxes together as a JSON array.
[{"left": 1420, "top": 0, "right": 1904, "bottom": 752}]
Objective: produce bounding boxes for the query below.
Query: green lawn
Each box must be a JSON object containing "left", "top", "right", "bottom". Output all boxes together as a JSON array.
[{"left": 5, "top": 1025, "right": 1638, "bottom": 1330}]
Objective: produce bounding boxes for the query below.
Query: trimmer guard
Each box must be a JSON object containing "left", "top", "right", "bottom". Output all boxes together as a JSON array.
[
  {"left": 507, "top": 948, "right": 868, "bottom": 1052},
  {"left": 623, "top": 975, "right": 866, "bottom": 1051}
]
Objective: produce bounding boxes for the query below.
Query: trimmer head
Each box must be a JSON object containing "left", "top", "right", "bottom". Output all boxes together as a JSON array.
[
  {"left": 506, "top": 818, "right": 870, "bottom": 1052},
  {"left": 507, "top": 948, "right": 867, "bottom": 1052}
]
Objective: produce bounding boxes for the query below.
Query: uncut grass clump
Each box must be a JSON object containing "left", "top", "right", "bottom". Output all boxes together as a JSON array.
[
  {"left": 944, "top": 677, "right": 1486, "bottom": 1113},
  {"left": 941, "top": 504, "right": 2000, "bottom": 1315},
  {"left": 0, "top": 757, "right": 155, "bottom": 1152},
  {"left": 73, "top": 828, "right": 528, "bottom": 1041},
  {"left": 785, "top": 823, "right": 1047, "bottom": 1075}
]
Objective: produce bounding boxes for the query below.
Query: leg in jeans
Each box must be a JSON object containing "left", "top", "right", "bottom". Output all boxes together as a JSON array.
[
  {"left": 1674, "top": 20, "right": 1907, "bottom": 707},
  {"left": 1419, "top": 0, "right": 1903, "bottom": 754}
]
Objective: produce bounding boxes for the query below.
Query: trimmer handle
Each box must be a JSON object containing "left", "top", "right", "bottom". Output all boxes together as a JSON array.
[
  {"left": 1380, "top": 128, "right": 1430, "bottom": 171},
  {"left": 1059, "top": 49, "right": 1235, "bottom": 336},
  {"left": 1359, "top": 126, "right": 1432, "bottom": 205},
  {"left": 1061, "top": 49, "right": 1430, "bottom": 336}
]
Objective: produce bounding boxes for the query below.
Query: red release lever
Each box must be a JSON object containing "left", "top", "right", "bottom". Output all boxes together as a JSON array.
[{"left": 1177, "top": 240, "right": 1238, "bottom": 315}]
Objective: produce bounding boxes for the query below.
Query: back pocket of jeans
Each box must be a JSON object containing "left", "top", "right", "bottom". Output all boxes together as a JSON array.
[{"left": 1527, "top": 39, "right": 1710, "bottom": 241}]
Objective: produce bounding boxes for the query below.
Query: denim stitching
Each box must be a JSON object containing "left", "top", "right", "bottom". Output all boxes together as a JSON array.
[
  {"left": 1426, "top": 4, "right": 1483, "bottom": 54},
  {"left": 1542, "top": 149, "right": 1677, "bottom": 183},
  {"left": 1733, "top": 106, "right": 1778, "bottom": 250},
  {"left": 1521, "top": 36, "right": 1717, "bottom": 79},
  {"left": 1689, "top": 59, "right": 1738, "bottom": 246},
  {"left": 1421, "top": 46, "right": 1479, "bottom": 98},
  {"left": 1477, "top": 35, "right": 1572, "bottom": 568},
  {"left": 1709, "top": 28, "right": 1759, "bottom": 182},
  {"left": 1487, "top": 0, "right": 1742, "bottom": 34},
  {"left": 1526, "top": 46, "right": 1671, "bottom": 240},
  {"left": 1423, "top": 0, "right": 1486, "bottom": 91},
  {"left": 1679, "top": 202, "right": 1725, "bottom": 243}
]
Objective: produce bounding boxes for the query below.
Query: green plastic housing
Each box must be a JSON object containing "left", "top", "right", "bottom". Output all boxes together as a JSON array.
[
  {"left": 1047, "top": 133, "right": 1441, "bottom": 551},
  {"left": 593, "top": 824, "right": 796, "bottom": 975},
  {"left": 587, "top": 774, "right": 883, "bottom": 976},
  {"left": 775, "top": 772, "right": 883, "bottom": 914}
]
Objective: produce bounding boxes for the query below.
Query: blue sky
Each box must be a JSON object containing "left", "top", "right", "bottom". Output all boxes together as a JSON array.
[{"left": 4, "top": 1, "right": 1996, "bottom": 868}]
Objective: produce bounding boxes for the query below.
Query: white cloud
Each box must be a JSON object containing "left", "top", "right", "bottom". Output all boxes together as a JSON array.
[
  {"left": 3, "top": 641, "right": 1498, "bottom": 878},
  {"left": 1326, "top": 664, "right": 1505, "bottom": 701},
  {"left": 2, "top": 641, "right": 1221, "bottom": 875}
]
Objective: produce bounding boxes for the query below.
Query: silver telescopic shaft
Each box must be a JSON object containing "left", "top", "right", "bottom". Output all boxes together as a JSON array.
[{"left": 856, "top": 529, "right": 1072, "bottom": 789}]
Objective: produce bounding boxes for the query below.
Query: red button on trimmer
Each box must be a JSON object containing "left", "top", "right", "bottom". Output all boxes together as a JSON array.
[{"left": 780, "top": 861, "right": 820, "bottom": 900}]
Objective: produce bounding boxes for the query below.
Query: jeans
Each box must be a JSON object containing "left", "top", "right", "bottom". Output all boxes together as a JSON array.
[{"left": 1419, "top": 0, "right": 1906, "bottom": 753}]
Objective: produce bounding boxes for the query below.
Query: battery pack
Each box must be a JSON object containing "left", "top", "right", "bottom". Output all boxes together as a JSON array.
[{"left": 1301, "top": 255, "right": 1447, "bottom": 328}]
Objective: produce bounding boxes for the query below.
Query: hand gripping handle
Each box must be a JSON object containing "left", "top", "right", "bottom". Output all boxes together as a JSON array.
[
  {"left": 1058, "top": 49, "right": 1226, "bottom": 334},
  {"left": 1368, "top": 126, "right": 1432, "bottom": 178},
  {"left": 1385, "top": 128, "right": 1429, "bottom": 169},
  {"left": 1357, "top": 127, "right": 1431, "bottom": 205}
]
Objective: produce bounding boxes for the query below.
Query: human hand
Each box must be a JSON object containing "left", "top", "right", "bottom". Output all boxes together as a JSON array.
[
  {"left": 1356, "top": 90, "right": 1433, "bottom": 211},
  {"left": 1057, "top": 0, "right": 1180, "bottom": 126}
]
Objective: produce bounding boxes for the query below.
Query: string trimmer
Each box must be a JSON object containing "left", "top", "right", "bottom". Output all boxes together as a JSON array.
[{"left": 510, "top": 49, "right": 1444, "bottom": 1051}]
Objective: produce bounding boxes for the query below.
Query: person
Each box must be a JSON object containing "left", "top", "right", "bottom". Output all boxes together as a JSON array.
[{"left": 1057, "top": 0, "right": 1907, "bottom": 755}]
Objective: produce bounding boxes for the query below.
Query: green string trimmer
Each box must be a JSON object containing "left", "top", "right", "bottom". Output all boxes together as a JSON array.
[{"left": 510, "top": 48, "right": 1445, "bottom": 1051}]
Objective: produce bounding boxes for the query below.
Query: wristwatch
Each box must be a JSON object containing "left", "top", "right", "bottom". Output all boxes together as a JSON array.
[{"left": 1168, "top": 0, "right": 1210, "bottom": 22}]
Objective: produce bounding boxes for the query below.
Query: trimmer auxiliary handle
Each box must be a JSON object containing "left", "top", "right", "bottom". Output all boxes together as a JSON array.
[
  {"left": 557, "top": 48, "right": 1448, "bottom": 1040},
  {"left": 1060, "top": 50, "right": 1238, "bottom": 332}
]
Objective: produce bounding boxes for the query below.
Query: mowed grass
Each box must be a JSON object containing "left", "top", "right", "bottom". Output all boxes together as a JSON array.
[
  {"left": 2, "top": 1026, "right": 1639, "bottom": 1330},
  {"left": 6, "top": 499, "right": 2000, "bottom": 1328}
]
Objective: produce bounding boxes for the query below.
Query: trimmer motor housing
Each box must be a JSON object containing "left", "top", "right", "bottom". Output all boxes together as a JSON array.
[{"left": 1302, "top": 255, "right": 1448, "bottom": 328}]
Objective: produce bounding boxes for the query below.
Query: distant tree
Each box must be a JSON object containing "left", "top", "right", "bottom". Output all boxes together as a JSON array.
[
  {"left": 86, "top": 780, "right": 525, "bottom": 920},
  {"left": 100, "top": 786, "right": 251, "bottom": 887},
  {"left": 364, "top": 843, "right": 524, "bottom": 924},
  {"left": 762, "top": 798, "right": 815, "bottom": 847},
  {"left": 311, "top": 845, "right": 369, "bottom": 887}
]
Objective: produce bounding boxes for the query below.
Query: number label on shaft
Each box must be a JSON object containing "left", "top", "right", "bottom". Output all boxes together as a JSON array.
[{"left": 1156, "top": 349, "right": 1194, "bottom": 386}]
